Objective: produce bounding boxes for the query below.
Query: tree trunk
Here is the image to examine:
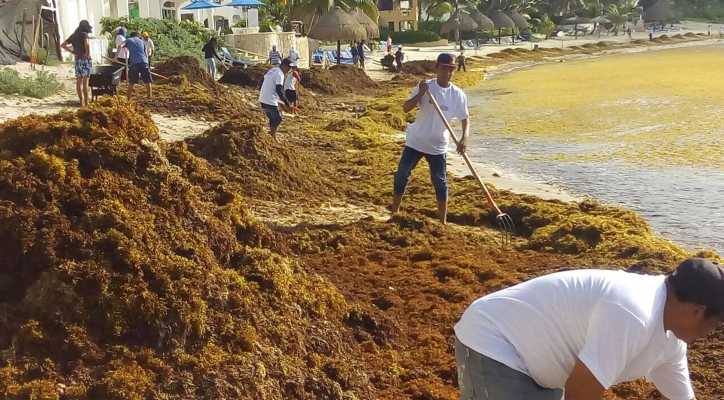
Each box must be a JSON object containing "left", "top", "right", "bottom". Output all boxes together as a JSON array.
[{"left": 336, "top": 40, "right": 341, "bottom": 64}]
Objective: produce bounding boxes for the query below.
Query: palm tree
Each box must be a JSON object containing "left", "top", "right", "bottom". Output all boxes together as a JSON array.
[{"left": 607, "top": 3, "right": 629, "bottom": 34}]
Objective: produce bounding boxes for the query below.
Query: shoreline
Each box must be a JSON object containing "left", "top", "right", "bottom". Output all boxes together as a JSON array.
[{"left": 442, "top": 37, "right": 722, "bottom": 204}]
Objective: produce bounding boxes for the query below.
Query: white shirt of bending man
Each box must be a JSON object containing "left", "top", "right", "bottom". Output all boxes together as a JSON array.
[
  {"left": 455, "top": 270, "right": 695, "bottom": 400},
  {"left": 258, "top": 66, "right": 285, "bottom": 107}
]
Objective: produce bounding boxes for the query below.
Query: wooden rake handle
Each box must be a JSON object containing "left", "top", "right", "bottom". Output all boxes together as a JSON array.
[
  {"left": 425, "top": 90, "right": 504, "bottom": 216},
  {"left": 102, "top": 56, "right": 169, "bottom": 80}
]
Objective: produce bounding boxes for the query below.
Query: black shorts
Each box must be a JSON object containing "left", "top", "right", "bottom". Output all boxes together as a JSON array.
[
  {"left": 261, "top": 103, "right": 282, "bottom": 129},
  {"left": 285, "top": 89, "right": 298, "bottom": 103},
  {"left": 129, "top": 62, "right": 152, "bottom": 84}
]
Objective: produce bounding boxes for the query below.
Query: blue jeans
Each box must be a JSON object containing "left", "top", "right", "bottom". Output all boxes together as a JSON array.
[
  {"left": 455, "top": 337, "right": 564, "bottom": 400},
  {"left": 261, "top": 103, "right": 282, "bottom": 130},
  {"left": 205, "top": 57, "right": 216, "bottom": 80},
  {"left": 393, "top": 146, "right": 448, "bottom": 202}
]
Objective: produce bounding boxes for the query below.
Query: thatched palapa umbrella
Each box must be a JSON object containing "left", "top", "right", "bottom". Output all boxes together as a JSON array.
[
  {"left": 308, "top": 6, "right": 367, "bottom": 64},
  {"left": 507, "top": 10, "right": 529, "bottom": 32},
  {"left": 440, "top": 9, "right": 479, "bottom": 37},
  {"left": 562, "top": 16, "right": 592, "bottom": 39},
  {"left": 590, "top": 15, "right": 610, "bottom": 37},
  {"left": 468, "top": 9, "right": 495, "bottom": 31},
  {"left": 488, "top": 10, "right": 515, "bottom": 44},
  {"left": 351, "top": 8, "right": 379, "bottom": 39}
]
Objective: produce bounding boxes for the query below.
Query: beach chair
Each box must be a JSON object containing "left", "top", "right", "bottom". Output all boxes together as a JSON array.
[{"left": 220, "top": 47, "right": 255, "bottom": 68}]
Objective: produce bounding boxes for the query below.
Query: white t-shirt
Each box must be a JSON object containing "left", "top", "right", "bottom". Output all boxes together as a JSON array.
[
  {"left": 405, "top": 79, "right": 469, "bottom": 155},
  {"left": 283, "top": 70, "right": 297, "bottom": 91},
  {"left": 115, "top": 35, "right": 128, "bottom": 59},
  {"left": 454, "top": 270, "right": 694, "bottom": 400},
  {"left": 288, "top": 48, "right": 300, "bottom": 63},
  {"left": 259, "top": 67, "right": 285, "bottom": 106}
]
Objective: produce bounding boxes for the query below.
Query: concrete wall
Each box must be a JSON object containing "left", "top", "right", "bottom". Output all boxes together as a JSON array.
[{"left": 224, "top": 32, "right": 312, "bottom": 68}]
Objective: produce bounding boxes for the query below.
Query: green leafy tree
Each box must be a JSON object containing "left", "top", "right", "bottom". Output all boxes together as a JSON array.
[
  {"left": 427, "top": 0, "right": 455, "bottom": 20},
  {"left": 535, "top": 13, "right": 556, "bottom": 36},
  {"left": 100, "top": 17, "right": 219, "bottom": 62}
]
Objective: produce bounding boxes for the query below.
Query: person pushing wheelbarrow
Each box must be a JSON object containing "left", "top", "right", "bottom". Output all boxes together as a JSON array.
[{"left": 390, "top": 53, "right": 514, "bottom": 243}]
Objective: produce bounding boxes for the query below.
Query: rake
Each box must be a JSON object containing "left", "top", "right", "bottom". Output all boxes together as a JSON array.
[{"left": 426, "top": 90, "right": 515, "bottom": 247}]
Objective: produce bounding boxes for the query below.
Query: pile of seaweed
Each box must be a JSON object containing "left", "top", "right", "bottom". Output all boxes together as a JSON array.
[
  {"left": 128, "top": 75, "right": 260, "bottom": 121},
  {"left": 401, "top": 60, "right": 436, "bottom": 75},
  {"left": 0, "top": 98, "right": 368, "bottom": 399},
  {"left": 300, "top": 65, "right": 378, "bottom": 95},
  {"left": 219, "top": 64, "right": 269, "bottom": 88},
  {"left": 154, "top": 56, "right": 215, "bottom": 87},
  {"left": 219, "top": 65, "right": 320, "bottom": 111},
  {"left": 184, "top": 119, "right": 336, "bottom": 201}
]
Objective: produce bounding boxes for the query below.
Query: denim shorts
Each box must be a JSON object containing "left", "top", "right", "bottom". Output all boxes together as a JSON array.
[
  {"left": 129, "top": 62, "right": 152, "bottom": 84},
  {"left": 393, "top": 146, "right": 448, "bottom": 202},
  {"left": 74, "top": 58, "right": 92, "bottom": 78},
  {"left": 455, "top": 337, "right": 564, "bottom": 400},
  {"left": 261, "top": 103, "right": 282, "bottom": 129}
]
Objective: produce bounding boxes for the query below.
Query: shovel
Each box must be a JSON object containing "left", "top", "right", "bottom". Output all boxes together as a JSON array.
[{"left": 426, "top": 90, "right": 515, "bottom": 247}]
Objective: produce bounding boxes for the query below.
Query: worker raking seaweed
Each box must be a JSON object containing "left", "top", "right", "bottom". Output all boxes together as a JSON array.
[
  {"left": 454, "top": 258, "right": 724, "bottom": 400},
  {"left": 390, "top": 53, "right": 469, "bottom": 224},
  {"left": 259, "top": 58, "right": 292, "bottom": 140}
]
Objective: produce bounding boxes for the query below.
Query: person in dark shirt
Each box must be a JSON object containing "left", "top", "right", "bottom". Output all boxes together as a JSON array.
[
  {"left": 202, "top": 37, "right": 222, "bottom": 80},
  {"left": 394, "top": 46, "right": 404, "bottom": 72},
  {"left": 120, "top": 32, "right": 152, "bottom": 100},
  {"left": 357, "top": 40, "right": 366, "bottom": 70},
  {"left": 60, "top": 20, "right": 93, "bottom": 106},
  {"left": 351, "top": 41, "right": 359, "bottom": 67},
  {"left": 457, "top": 49, "right": 466, "bottom": 72}
]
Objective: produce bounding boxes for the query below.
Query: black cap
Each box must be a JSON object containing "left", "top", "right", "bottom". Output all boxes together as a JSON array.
[
  {"left": 280, "top": 58, "right": 292, "bottom": 67},
  {"left": 670, "top": 258, "right": 724, "bottom": 315},
  {"left": 436, "top": 53, "right": 456, "bottom": 68}
]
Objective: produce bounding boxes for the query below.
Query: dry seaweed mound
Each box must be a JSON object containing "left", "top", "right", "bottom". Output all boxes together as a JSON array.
[
  {"left": 154, "top": 56, "right": 214, "bottom": 86},
  {"left": 218, "top": 64, "right": 269, "bottom": 88},
  {"left": 185, "top": 119, "right": 336, "bottom": 201},
  {"left": 128, "top": 75, "right": 260, "bottom": 121},
  {"left": 0, "top": 98, "right": 368, "bottom": 399},
  {"left": 401, "top": 60, "right": 436, "bottom": 75},
  {"left": 300, "top": 65, "right": 378, "bottom": 95}
]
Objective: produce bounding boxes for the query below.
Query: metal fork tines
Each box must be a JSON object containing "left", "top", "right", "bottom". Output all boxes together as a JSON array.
[{"left": 496, "top": 213, "right": 515, "bottom": 248}]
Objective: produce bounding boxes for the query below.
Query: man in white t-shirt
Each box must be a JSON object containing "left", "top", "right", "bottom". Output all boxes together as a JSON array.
[
  {"left": 288, "top": 47, "right": 300, "bottom": 65},
  {"left": 454, "top": 258, "right": 724, "bottom": 400},
  {"left": 390, "top": 53, "right": 469, "bottom": 224},
  {"left": 259, "top": 58, "right": 292, "bottom": 140}
]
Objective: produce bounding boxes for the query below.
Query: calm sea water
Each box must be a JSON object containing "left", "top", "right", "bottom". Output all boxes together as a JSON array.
[{"left": 466, "top": 48, "right": 724, "bottom": 254}]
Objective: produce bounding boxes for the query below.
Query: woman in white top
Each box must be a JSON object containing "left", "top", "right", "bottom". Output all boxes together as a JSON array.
[
  {"left": 114, "top": 27, "right": 129, "bottom": 80},
  {"left": 283, "top": 64, "right": 301, "bottom": 113}
]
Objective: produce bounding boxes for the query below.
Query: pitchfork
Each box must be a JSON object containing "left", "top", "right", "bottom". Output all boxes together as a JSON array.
[{"left": 426, "top": 90, "right": 515, "bottom": 247}]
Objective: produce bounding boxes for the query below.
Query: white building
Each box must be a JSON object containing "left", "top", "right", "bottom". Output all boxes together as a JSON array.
[{"left": 57, "top": 0, "right": 253, "bottom": 43}]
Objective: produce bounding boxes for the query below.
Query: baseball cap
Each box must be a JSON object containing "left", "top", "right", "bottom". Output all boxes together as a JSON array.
[
  {"left": 142, "top": 31, "right": 149, "bottom": 38},
  {"left": 436, "top": 53, "right": 456, "bottom": 69},
  {"left": 670, "top": 258, "right": 724, "bottom": 315}
]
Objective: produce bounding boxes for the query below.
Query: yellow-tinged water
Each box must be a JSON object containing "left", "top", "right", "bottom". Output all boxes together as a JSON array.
[
  {"left": 479, "top": 45, "right": 724, "bottom": 168},
  {"left": 467, "top": 45, "right": 724, "bottom": 253}
]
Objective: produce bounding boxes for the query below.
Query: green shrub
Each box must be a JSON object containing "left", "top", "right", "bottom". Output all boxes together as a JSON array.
[
  {"left": 386, "top": 30, "right": 441, "bottom": 44},
  {"left": 418, "top": 20, "right": 443, "bottom": 34},
  {"left": 0, "top": 68, "right": 24, "bottom": 94},
  {"left": 100, "top": 17, "right": 221, "bottom": 63},
  {"left": 0, "top": 68, "right": 63, "bottom": 98},
  {"left": 35, "top": 48, "right": 48, "bottom": 65}
]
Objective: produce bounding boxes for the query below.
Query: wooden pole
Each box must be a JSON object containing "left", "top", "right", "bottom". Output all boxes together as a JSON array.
[{"left": 19, "top": 9, "right": 26, "bottom": 59}]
